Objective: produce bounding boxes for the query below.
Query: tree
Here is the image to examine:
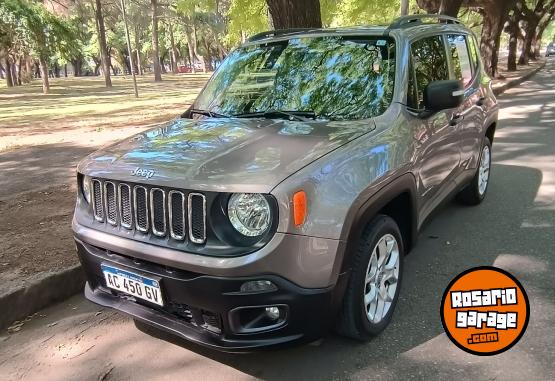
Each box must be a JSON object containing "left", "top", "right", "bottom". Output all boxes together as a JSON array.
[
  {"left": 439, "top": 0, "right": 463, "bottom": 16},
  {"left": 401, "top": 0, "right": 410, "bottom": 15},
  {"left": 151, "top": 0, "right": 162, "bottom": 81},
  {"left": 0, "top": 0, "right": 75, "bottom": 93},
  {"left": 93, "top": 0, "right": 112, "bottom": 87},
  {"left": 266, "top": 0, "right": 322, "bottom": 29}
]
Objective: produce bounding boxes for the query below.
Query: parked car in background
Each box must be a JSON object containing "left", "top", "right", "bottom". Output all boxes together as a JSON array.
[
  {"left": 73, "top": 14, "right": 498, "bottom": 352},
  {"left": 546, "top": 42, "right": 555, "bottom": 57}
]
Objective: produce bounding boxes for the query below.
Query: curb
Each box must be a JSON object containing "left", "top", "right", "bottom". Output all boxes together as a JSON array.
[
  {"left": 493, "top": 61, "right": 546, "bottom": 95},
  {"left": 0, "top": 264, "right": 85, "bottom": 330}
]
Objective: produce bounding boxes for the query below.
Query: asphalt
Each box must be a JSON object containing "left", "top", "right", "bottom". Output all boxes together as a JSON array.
[{"left": 1, "top": 61, "right": 554, "bottom": 381}]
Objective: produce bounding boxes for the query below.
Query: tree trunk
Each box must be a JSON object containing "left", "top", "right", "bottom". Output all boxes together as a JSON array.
[
  {"left": 479, "top": 3, "right": 511, "bottom": 78},
  {"left": 533, "top": 10, "right": 555, "bottom": 59},
  {"left": 94, "top": 0, "right": 112, "bottom": 87},
  {"left": 265, "top": 0, "right": 322, "bottom": 29},
  {"left": 519, "top": 20, "right": 536, "bottom": 65},
  {"left": 38, "top": 55, "right": 50, "bottom": 94},
  {"left": 439, "top": 0, "right": 463, "bottom": 17},
  {"left": 16, "top": 57, "right": 22, "bottom": 85},
  {"left": 134, "top": 27, "right": 143, "bottom": 75},
  {"left": 401, "top": 0, "right": 410, "bottom": 16},
  {"left": 169, "top": 22, "right": 178, "bottom": 74},
  {"left": 0, "top": 61, "right": 4, "bottom": 80},
  {"left": 5, "top": 57, "right": 13, "bottom": 87},
  {"left": 507, "top": 11, "right": 519, "bottom": 71},
  {"left": 151, "top": 0, "right": 162, "bottom": 81}
]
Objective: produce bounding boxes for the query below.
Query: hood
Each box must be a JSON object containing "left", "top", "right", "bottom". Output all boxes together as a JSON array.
[{"left": 78, "top": 117, "right": 375, "bottom": 193}]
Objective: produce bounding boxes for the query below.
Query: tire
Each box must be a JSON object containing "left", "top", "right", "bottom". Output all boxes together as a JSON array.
[
  {"left": 336, "top": 215, "right": 404, "bottom": 341},
  {"left": 457, "top": 137, "right": 492, "bottom": 206}
]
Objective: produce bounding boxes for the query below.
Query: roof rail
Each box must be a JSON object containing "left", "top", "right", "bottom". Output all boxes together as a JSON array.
[
  {"left": 387, "top": 14, "right": 462, "bottom": 30},
  {"left": 246, "top": 28, "right": 322, "bottom": 42}
]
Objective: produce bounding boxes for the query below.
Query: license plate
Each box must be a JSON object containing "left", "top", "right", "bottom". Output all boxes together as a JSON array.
[{"left": 101, "top": 264, "right": 164, "bottom": 306}]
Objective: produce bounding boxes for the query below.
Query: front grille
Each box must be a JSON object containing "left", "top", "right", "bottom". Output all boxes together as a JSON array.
[
  {"left": 134, "top": 186, "right": 149, "bottom": 232},
  {"left": 119, "top": 184, "right": 133, "bottom": 228},
  {"left": 188, "top": 193, "right": 206, "bottom": 244},
  {"left": 104, "top": 181, "right": 118, "bottom": 225},
  {"left": 169, "top": 191, "right": 185, "bottom": 240},
  {"left": 150, "top": 188, "right": 166, "bottom": 236},
  {"left": 90, "top": 179, "right": 206, "bottom": 244},
  {"left": 92, "top": 179, "right": 104, "bottom": 221}
]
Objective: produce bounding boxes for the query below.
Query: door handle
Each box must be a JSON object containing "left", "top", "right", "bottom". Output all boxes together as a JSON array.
[
  {"left": 476, "top": 97, "right": 486, "bottom": 107},
  {"left": 450, "top": 113, "right": 464, "bottom": 126}
]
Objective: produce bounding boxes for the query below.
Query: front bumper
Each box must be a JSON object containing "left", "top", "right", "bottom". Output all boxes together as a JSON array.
[{"left": 76, "top": 238, "right": 347, "bottom": 351}]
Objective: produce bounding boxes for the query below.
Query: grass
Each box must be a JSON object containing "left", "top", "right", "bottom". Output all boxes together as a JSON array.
[{"left": 0, "top": 73, "right": 211, "bottom": 151}]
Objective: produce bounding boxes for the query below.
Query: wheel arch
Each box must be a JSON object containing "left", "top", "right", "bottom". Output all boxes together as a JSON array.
[{"left": 337, "top": 173, "right": 418, "bottom": 276}]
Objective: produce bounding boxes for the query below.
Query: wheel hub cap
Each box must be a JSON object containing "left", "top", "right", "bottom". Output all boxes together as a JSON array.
[
  {"left": 478, "top": 145, "right": 491, "bottom": 196},
  {"left": 363, "top": 234, "right": 400, "bottom": 324}
]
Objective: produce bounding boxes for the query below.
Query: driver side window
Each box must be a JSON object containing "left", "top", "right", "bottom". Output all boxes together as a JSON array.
[{"left": 407, "top": 35, "right": 450, "bottom": 110}]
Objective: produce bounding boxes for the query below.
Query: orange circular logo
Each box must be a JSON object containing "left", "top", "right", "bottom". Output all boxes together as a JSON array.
[{"left": 441, "top": 266, "right": 529, "bottom": 356}]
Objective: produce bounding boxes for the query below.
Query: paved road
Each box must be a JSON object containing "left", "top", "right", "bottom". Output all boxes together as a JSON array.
[{"left": 1, "top": 62, "right": 554, "bottom": 381}]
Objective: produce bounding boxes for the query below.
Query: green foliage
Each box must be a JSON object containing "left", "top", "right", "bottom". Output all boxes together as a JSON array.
[
  {"left": 225, "top": 0, "right": 270, "bottom": 46},
  {"left": 0, "top": 0, "right": 76, "bottom": 60},
  {"left": 329, "top": 0, "right": 402, "bottom": 26}
]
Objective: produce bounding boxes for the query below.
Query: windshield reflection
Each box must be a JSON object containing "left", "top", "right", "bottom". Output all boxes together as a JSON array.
[{"left": 195, "top": 36, "right": 396, "bottom": 121}]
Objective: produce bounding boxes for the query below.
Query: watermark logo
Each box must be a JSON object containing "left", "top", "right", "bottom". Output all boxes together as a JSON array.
[{"left": 440, "top": 266, "right": 529, "bottom": 356}]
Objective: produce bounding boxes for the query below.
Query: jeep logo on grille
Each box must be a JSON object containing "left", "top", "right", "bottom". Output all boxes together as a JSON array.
[{"left": 131, "top": 167, "right": 155, "bottom": 179}]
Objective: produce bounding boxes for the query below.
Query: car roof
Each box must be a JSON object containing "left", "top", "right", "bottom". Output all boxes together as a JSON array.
[{"left": 245, "top": 15, "right": 472, "bottom": 45}]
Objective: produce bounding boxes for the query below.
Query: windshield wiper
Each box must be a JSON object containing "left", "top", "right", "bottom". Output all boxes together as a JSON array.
[
  {"left": 188, "top": 108, "right": 229, "bottom": 118},
  {"left": 233, "top": 110, "right": 317, "bottom": 121}
]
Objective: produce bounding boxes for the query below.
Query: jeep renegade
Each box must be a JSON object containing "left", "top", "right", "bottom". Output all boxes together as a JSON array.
[{"left": 73, "top": 15, "right": 498, "bottom": 351}]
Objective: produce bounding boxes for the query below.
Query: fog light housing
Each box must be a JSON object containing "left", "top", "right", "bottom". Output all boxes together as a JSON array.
[
  {"left": 229, "top": 305, "right": 288, "bottom": 334},
  {"left": 240, "top": 280, "right": 277, "bottom": 294}
]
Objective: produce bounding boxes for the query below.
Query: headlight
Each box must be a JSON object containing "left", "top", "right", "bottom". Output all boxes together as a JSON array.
[
  {"left": 228, "top": 193, "right": 271, "bottom": 236},
  {"left": 82, "top": 175, "right": 91, "bottom": 203}
]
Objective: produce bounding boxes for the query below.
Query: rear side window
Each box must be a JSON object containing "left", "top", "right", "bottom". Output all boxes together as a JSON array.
[
  {"left": 408, "top": 35, "right": 449, "bottom": 109},
  {"left": 448, "top": 34, "right": 473, "bottom": 86},
  {"left": 467, "top": 36, "right": 480, "bottom": 74}
]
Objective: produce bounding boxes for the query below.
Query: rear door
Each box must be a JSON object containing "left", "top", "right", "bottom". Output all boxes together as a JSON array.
[{"left": 407, "top": 35, "right": 461, "bottom": 218}]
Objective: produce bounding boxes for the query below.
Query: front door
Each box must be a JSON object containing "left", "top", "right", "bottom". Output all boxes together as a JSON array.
[{"left": 407, "top": 35, "right": 461, "bottom": 218}]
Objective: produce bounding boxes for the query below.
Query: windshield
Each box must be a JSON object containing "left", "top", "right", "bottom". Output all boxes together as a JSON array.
[{"left": 194, "top": 36, "right": 396, "bottom": 121}]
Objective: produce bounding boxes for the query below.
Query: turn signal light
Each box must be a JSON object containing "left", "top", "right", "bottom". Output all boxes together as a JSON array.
[{"left": 293, "top": 191, "right": 307, "bottom": 226}]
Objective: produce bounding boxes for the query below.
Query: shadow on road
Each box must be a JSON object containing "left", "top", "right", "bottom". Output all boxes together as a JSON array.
[{"left": 135, "top": 163, "right": 548, "bottom": 380}]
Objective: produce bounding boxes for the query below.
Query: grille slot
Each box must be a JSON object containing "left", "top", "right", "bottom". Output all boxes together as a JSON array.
[
  {"left": 119, "top": 184, "right": 133, "bottom": 229},
  {"left": 188, "top": 193, "right": 206, "bottom": 244},
  {"left": 150, "top": 188, "right": 166, "bottom": 237},
  {"left": 92, "top": 179, "right": 104, "bottom": 221},
  {"left": 169, "top": 191, "right": 186, "bottom": 240},
  {"left": 104, "top": 181, "right": 118, "bottom": 225},
  {"left": 134, "top": 186, "right": 149, "bottom": 232}
]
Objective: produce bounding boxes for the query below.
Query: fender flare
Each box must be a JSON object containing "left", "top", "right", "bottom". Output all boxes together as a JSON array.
[{"left": 337, "top": 173, "right": 419, "bottom": 276}]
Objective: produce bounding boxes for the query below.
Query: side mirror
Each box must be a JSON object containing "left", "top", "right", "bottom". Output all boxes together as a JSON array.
[{"left": 424, "top": 80, "right": 464, "bottom": 111}]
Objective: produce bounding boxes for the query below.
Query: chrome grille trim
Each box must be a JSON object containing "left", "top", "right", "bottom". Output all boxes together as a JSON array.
[
  {"left": 89, "top": 178, "right": 207, "bottom": 244},
  {"left": 188, "top": 193, "right": 206, "bottom": 244},
  {"left": 118, "top": 183, "right": 133, "bottom": 229},
  {"left": 104, "top": 181, "right": 118, "bottom": 226},
  {"left": 168, "top": 190, "right": 186, "bottom": 240},
  {"left": 91, "top": 179, "right": 104, "bottom": 222},
  {"left": 150, "top": 188, "right": 167, "bottom": 237},
  {"left": 133, "top": 185, "right": 149, "bottom": 233}
]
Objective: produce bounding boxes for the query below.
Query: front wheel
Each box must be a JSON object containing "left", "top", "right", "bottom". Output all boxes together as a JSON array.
[
  {"left": 457, "top": 137, "right": 492, "bottom": 205},
  {"left": 336, "top": 215, "right": 404, "bottom": 341}
]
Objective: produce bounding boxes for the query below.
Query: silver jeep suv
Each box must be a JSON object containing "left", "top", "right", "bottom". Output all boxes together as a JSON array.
[{"left": 73, "top": 15, "right": 498, "bottom": 351}]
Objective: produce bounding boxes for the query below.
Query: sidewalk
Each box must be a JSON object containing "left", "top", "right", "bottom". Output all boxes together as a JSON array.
[{"left": 492, "top": 59, "right": 546, "bottom": 95}]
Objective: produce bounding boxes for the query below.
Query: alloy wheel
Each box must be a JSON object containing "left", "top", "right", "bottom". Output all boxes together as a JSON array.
[{"left": 363, "top": 234, "right": 400, "bottom": 324}]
